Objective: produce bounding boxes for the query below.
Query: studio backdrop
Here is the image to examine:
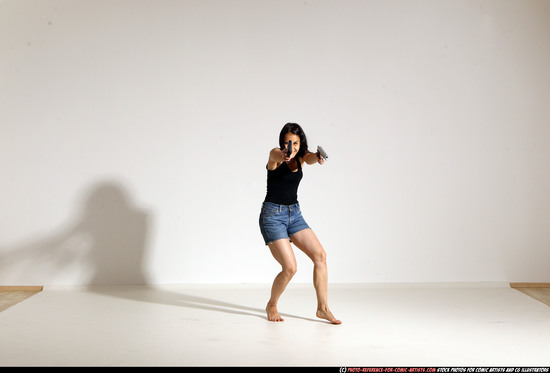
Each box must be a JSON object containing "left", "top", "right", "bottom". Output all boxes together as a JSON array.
[{"left": 1, "top": 0, "right": 549, "bottom": 285}]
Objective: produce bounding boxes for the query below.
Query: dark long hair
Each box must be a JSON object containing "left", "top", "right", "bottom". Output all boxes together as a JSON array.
[{"left": 279, "top": 123, "right": 309, "bottom": 159}]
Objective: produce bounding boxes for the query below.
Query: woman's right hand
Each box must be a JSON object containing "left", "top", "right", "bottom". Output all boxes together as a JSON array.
[
  {"left": 268, "top": 148, "right": 290, "bottom": 169},
  {"left": 271, "top": 148, "right": 289, "bottom": 162}
]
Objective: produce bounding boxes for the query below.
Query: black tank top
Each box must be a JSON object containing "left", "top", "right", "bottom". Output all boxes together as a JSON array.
[{"left": 264, "top": 159, "right": 303, "bottom": 205}]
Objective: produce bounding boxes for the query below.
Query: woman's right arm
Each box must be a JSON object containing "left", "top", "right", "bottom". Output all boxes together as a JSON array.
[{"left": 267, "top": 148, "right": 286, "bottom": 170}]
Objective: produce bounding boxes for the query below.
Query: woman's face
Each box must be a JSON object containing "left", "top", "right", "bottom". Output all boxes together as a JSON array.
[{"left": 284, "top": 133, "right": 301, "bottom": 159}]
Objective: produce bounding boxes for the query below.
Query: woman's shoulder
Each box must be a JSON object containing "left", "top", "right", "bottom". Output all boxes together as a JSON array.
[{"left": 267, "top": 162, "right": 279, "bottom": 171}]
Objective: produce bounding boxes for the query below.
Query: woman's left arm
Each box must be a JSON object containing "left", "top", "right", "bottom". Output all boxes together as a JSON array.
[{"left": 303, "top": 151, "right": 326, "bottom": 166}]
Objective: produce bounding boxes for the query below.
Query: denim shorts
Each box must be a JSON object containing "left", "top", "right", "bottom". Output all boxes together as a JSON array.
[{"left": 259, "top": 202, "right": 310, "bottom": 245}]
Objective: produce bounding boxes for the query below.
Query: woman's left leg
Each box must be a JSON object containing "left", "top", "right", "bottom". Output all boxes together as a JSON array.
[{"left": 290, "top": 228, "right": 341, "bottom": 324}]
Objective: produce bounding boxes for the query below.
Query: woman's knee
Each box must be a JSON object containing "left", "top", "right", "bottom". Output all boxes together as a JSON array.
[
  {"left": 314, "top": 250, "right": 327, "bottom": 266},
  {"left": 283, "top": 263, "right": 297, "bottom": 278}
]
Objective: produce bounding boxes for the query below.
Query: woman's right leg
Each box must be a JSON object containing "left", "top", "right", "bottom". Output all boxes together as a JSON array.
[{"left": 266, "top": 238, "right": 297, "bottom": 322}]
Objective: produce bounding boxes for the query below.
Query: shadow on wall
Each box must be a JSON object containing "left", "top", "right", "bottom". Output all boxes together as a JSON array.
[
  {"left": 0, "top": 181, "right": 150, "bottom": 285},
  {"left": 81, "top": 181, "right": 149, "bottom": 285}
]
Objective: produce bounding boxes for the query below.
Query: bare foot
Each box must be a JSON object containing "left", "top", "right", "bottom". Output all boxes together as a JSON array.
[
  {"left": 266, "top": 303, "right": 284, "bottom": 322},
  {"left": 316, "top": 308, "right": 342, "bottom": 324}
]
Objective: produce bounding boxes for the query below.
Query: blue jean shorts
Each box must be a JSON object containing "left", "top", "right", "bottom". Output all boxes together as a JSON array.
[{"left": 259, "top": 202, "right": 310, "bottom": 245}]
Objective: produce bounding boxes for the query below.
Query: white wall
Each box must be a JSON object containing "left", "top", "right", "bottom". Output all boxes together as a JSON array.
[{"left": 2, "top": 0, "right": 549, "bottom": 285}]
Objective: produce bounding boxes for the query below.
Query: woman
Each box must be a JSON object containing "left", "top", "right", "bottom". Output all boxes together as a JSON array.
[{"left": 259, "top": 123, "right": 341, "bottom": 324}]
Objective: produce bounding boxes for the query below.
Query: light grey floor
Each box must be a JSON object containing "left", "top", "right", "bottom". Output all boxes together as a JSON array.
[{"left": 1, "top": 284, "right": 549, "bottom": 366}]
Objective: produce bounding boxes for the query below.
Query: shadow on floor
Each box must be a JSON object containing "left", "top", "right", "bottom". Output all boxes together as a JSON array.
[{"left": 88, "top": 285, "right": 325, "bottom": 323}]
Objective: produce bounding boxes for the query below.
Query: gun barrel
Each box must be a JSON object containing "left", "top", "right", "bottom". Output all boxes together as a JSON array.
[{"left": 317, "top": 146, "right": 328, "bottom": 160}]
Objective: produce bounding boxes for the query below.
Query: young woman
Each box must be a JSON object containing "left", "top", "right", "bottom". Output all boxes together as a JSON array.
[{"left": 259, "top": 123, "right": 341, "bottom": 325}]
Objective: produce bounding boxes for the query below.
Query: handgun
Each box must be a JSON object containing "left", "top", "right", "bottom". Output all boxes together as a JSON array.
[
  {"left": 286, "top": 140, "right": 292, "bottom": 157},
  {"left": 317, "top": 145, "right": 328, "bottom": 160}
]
